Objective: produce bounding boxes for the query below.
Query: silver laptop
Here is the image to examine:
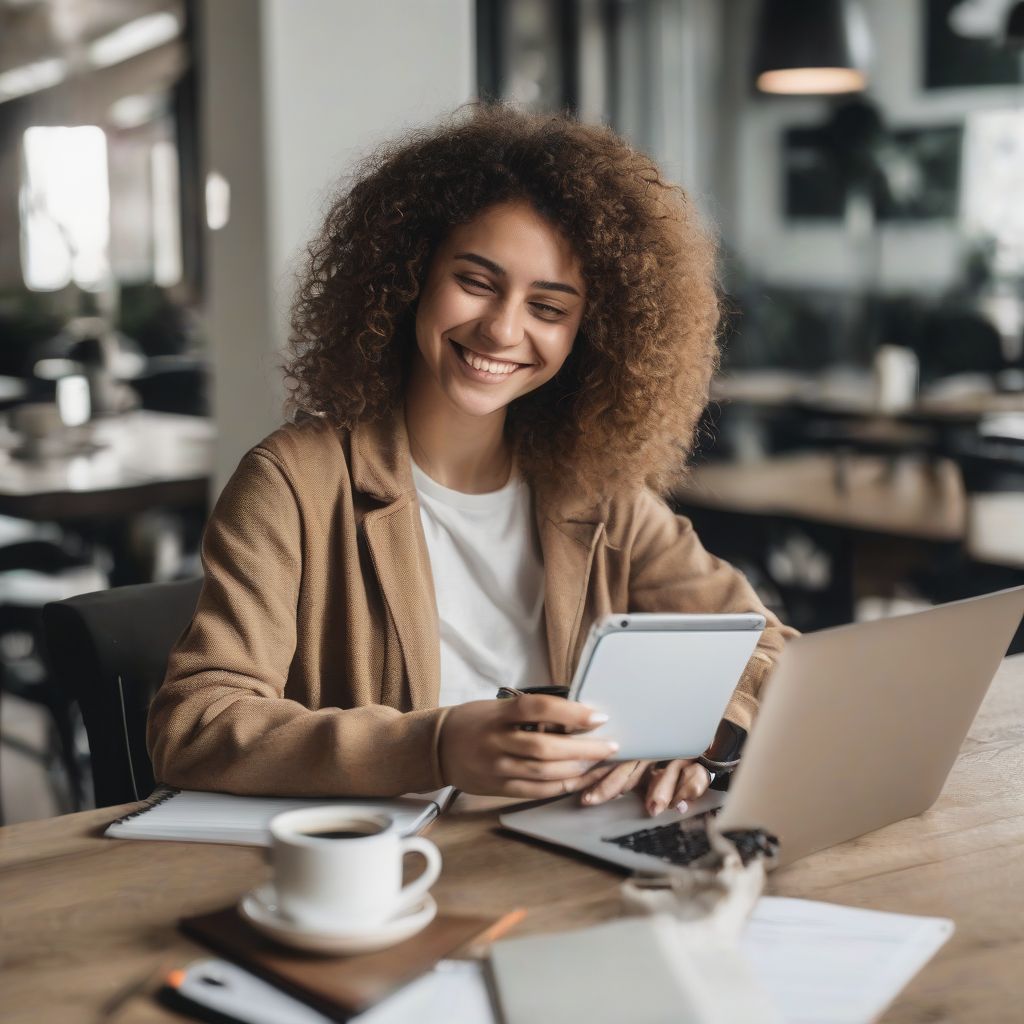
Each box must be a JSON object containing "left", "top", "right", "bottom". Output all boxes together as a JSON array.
[{"left": 500, "top": 587, "right": 1024, "bottom": 871}]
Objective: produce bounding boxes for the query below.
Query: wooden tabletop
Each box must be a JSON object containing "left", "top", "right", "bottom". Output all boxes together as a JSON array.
[
  {"left": 0, "top": 410, "right": 214, "bottom": 520},
  {"left": 676, "top": 452, "right": 967, "bottom": 542},
  {"left": 712, "top": 369, "right": 1024, "bottom": 422},
  {"left": 2, "top": 655, "right": 1022, "bottom": 1023}
]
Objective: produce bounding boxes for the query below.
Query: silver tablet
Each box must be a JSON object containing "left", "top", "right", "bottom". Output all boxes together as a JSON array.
[{"left": 567, "top": 613, "right": 765, "bottom": 760}]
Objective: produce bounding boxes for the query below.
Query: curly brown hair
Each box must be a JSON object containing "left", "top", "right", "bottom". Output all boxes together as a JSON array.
[{"left": 283, "top": 102, "right": 720, "bottom": 500}]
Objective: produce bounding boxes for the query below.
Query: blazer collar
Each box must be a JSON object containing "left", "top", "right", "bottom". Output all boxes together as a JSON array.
[{"left": 350, "top": 406, "right": 415, "bottom": 505}]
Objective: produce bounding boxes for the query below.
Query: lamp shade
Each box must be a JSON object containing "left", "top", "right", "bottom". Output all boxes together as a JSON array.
[{"left": 753, "top": 0, "right": 872, "bottom": 95}]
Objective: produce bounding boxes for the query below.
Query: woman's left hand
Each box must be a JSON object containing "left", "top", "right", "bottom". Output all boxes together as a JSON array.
[{"left": 579, "top": 758, "right": 711, "bottom": 816}]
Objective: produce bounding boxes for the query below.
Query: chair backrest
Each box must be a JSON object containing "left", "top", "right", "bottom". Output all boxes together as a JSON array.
[
  {"left": 916, "top": 308, "right": 1007, "bottom": 384},
  {"left": 42, "top": 578, "right": 202, "bottom": 807},
  {"left": 953, "top": 434, "right": 1024, "bottom": 569}
]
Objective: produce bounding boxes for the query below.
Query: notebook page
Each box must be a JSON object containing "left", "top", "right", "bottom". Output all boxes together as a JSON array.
[
  {"left": 741, "top": 897, "right": 954, "bottom": 1024},
  {"left": 105, "top": 786, "right": 454, "bottom": 844}
]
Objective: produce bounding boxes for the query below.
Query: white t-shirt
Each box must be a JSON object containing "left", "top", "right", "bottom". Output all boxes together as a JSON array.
[{"left": 410, "top": 458, "right": 549, "bottom": 706}]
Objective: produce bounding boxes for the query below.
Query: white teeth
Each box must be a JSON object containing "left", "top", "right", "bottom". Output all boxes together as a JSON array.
[{"left": 456, "top": 343, "right": 519, "bottom": 375}]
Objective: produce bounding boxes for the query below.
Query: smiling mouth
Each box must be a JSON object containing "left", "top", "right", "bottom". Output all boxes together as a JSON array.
[{"left": 449, "top": 339, "right": 531, "bottom": 376}]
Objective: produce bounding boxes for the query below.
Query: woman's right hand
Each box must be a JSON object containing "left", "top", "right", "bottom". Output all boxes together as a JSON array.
[{"left": 438, "top": 694, "right": 620, "bottom": 797}]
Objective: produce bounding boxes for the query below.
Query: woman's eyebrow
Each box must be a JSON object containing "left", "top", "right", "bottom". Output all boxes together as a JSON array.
[{"left": 453, "top": 252, "right": 581, "bottom": 297}]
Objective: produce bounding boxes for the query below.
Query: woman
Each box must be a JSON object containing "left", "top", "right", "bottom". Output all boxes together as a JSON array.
[{"left": 148, "top": 104, "right": 795, "bottom": 817}]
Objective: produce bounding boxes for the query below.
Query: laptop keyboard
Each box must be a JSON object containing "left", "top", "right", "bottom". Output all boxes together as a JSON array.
[{"left": 604, "top": 819, "right": 779, "bottom": 867}]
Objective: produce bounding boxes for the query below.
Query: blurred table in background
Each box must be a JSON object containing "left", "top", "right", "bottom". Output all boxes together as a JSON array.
[
  {"left": 0, "top": 411, "right": 213, "bottom": 521},
  {"left": 700, "top": 371, "right": 1024, "bottom": 635},
  {"left": 677, "top": 453, "right": 965, "bottom": 542},
  {"left": 711, "top": 369, "right": 1024, "bottom": 422},
  {"left": 673, "top": 453, "right": 972, "bottom": 633},
  {"left": 0, "top": 410, "right": 214, "bottom": 585},
  {"left": 710, "top": 370, "right": 1024, "bottom": 459}
]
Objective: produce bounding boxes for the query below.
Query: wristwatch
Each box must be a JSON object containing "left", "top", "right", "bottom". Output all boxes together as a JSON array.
[{"left": 700, "top": 719, "right": 747, "bottom": 791}]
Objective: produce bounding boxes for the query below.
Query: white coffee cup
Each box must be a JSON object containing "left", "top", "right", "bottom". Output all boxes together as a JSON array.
[
  {"left": 268, "top": 807, "right": 441, "bottom": 932},
  {"left": 874, "top": 344, "right": 919, "bottom": 413}
]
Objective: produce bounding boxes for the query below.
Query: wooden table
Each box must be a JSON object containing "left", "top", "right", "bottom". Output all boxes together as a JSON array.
[
  {"left": 671, "top": 452, "right": 976, "bottom": 631},
  {"left": 712, "top": 369, "right": 1024, "bottom": 423},
  {"left": 676, "top": 452, "right": 967, "bottom": 543},
  {"left": 0, "top": 410, "right": 214, "bottom": 521},
  {"left": 2, "top": 655, "right": 1022, "bottom": 1023},
  {"left": 0, "top": 409, "right": 214, "bottom": 584}
]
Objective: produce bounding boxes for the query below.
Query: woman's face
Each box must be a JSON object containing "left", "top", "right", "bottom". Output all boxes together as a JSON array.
[{"left": 412, "top": 200, "right": 586, "bottom": 421}]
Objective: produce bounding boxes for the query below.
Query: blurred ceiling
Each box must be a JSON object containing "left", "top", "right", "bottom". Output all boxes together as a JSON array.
[{"left": 0, "top": 0, "right": 183, "bottom": 77}]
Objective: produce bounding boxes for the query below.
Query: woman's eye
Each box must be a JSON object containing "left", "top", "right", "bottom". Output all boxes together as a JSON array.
[
  {"left": 455, "top": 274, "right": 564, "bottom": 319},
  {"left": 532, "top": 302, "right": 565, "bottom": 319},
  {"left": 455, "top": 274, "right": 492, "bottom": 292}
]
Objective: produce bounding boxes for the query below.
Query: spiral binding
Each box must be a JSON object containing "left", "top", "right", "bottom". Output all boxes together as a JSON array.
[{"left": 108, "top": 786, "right": 181, "bottom": 827}]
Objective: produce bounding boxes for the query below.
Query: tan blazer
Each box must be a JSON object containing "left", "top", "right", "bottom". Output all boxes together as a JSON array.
[{"left": 147, "top": 409, "right": 796, "bottom": 797}]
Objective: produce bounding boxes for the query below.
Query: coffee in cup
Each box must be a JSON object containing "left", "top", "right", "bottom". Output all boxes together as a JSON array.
[{"left": 268, "top": 807, "right": 441, "bottom": 933}]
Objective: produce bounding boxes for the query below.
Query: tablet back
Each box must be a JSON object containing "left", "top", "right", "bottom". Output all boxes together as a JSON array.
[{"left": 574, "top": 614, "right": 764, "bottom": 760}]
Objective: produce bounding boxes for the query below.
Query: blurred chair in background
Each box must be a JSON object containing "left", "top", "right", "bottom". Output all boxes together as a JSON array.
[
  {"left": 129, "top": 361, "right": 209, "bottom": 417},
  {"left": 909, "top": 426, "right": 1024, "bottom": 654},
  {"left": 957, "top": 432, "right": 1024, "bottom": 570},
  {"left": 0, "top": 522, "right": 108, "bottom": 820},
  {"left": 915, "top": 307, "right": 1007, "bottom": 391},
  {"left": 42, "top": 577, "right": 201, "bottom": 808},
  {"left": 118, "top": 283, "right": 209, "bottom": 417}
]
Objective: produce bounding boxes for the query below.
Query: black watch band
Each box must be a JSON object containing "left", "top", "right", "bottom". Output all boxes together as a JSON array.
[{"left": 696, "top": 719, "right": 747, "bottom": 774}]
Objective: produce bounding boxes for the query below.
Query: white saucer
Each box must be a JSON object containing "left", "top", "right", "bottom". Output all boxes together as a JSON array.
[{"left": 238, "top": 885, "right": 437, "bottom": 955}]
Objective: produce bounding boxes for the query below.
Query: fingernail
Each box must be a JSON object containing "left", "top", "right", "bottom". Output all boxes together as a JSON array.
[
  {"left": 605, "top": 741, "right": 619, "bottom": 752},
  {"left": 675, "top": 800, "right": 688, "bottom": 814},
  {"left": 582, "top": 792, "right": 593, "bottom": 804},
  {"left": 587, "top": 712, "right": 609, "bottom": 726},
  {"left": 648, "top": 800, "right": 663, "bottom": 816}
]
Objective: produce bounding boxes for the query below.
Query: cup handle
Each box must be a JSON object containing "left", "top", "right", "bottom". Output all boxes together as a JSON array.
[{"left": 397, "top": 836, "right": 442, "bottom": 911}]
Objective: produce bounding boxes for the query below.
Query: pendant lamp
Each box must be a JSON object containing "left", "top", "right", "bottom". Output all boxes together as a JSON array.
[{"left": 753, "top": 0, "right": 872, "bottom": 95}]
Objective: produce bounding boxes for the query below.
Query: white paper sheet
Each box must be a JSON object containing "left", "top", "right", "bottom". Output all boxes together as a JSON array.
[
  {"left": 353, "top": 960, "right": 495, "bottom": 1024},
  {"left": 741, "top": 897, "right": 954, "bottom": 1024}
]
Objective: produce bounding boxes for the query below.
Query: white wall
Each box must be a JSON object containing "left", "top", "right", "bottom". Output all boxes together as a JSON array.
[
  {"left": 724, "top": 0, "right": 1023, "bottom": 292},
  {"left": 201, "top": 0, "right": 475, "bottom": 494}
]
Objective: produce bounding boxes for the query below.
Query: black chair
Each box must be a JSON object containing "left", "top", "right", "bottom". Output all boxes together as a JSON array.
[
  {"left": 915, "top": 307, "right": 1007, "bottom": 386},
  {"left": 41, "top": 578, "right": 201, "bottom": 808},
  {"left": 0, "top": 534, "right": 107, "bottom": 818}
]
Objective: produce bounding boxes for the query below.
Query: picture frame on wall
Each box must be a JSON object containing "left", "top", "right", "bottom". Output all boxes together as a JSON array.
[
  {"left": 783, "top": 123, "right": 963, "bottom": 222},
  {"left": 924, "top": 0, "right": 1024, "bottom": 89}
]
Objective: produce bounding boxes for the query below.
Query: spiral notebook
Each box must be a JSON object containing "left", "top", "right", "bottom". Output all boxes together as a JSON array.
[{"left": 105, "top": 786, "right": 456, "bottom": 845}]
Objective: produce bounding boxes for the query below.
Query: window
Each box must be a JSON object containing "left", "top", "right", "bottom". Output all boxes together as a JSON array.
[{"left": 20, "top": 125, "right": 111, "bottom": 292}]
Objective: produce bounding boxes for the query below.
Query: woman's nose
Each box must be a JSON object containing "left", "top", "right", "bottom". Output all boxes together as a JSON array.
[{"left": 480, "top": 298, "right": 525, "bottom": 349}]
